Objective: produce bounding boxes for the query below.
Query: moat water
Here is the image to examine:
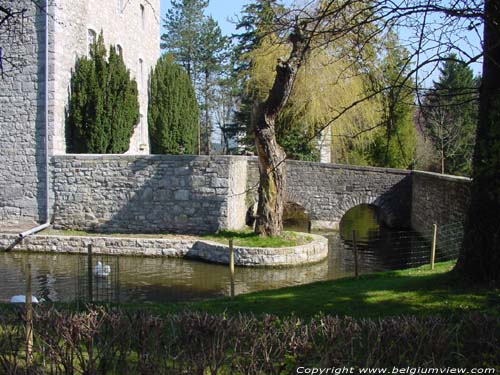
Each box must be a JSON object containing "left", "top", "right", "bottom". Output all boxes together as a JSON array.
[{"left": 0, "top": 205, "right": 427, "bottom": 304}]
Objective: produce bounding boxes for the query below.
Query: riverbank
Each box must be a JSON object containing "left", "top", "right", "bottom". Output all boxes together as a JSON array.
[
  {"left": 0, "top": 228, "right": 328, "bottom": 266},
  {"left": 127, "top": 261, "right": 499, "bottom": 318}
]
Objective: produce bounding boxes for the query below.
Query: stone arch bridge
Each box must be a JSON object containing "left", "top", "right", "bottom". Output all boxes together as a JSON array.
[
  {"left": 45, "top": 155, "right": 470, "bottom": 236},
  {"left": 248, "top": 160, "right": 413, "bottom": 230}
]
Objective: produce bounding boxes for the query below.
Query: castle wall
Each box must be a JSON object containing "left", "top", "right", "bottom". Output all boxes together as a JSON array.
[
  {"left": 0, "top": 1, "right": 49, "bottom": 223},
  {"left": 51, "top": 0, "right": 160, "bottom": 155},
  {"left": 0, "top": 0, "right": 160, "bottom": 224},
  {"left": 51, "top": 155, "right": 249, "bottom": 234}
]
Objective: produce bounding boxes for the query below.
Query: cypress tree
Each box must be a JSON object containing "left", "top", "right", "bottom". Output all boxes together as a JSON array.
[
  {"left": 67, "top": 33, "right": 139, "bottom": 153},
  {"left": 148, "top": 54, "right": 199, "bottom": 154}
]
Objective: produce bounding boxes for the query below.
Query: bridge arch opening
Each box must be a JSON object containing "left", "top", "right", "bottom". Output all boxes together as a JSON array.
[{"left": 339, "top": 204, "right": 384, "bottom": 241}]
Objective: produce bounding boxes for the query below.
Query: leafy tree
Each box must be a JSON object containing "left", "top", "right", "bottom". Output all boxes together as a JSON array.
[
  {"left": 244, "top": 34, "right": 383, "bottom": 164},
  {"left": 66, "top": 33, "right": 139, "bottom": 153},
  {"left": 148, "top": 54, "right": 199, "bottom": 154},
  {"left": 419, "top": 54, "right": 478, "bottom": 176},
  {"left": 370, "top": 33, "right": 416, "bottom": 169}
]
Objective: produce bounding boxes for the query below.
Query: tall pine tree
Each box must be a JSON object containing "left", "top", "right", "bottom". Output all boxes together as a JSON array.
[
  {"left": 148, "top": 54, "right": 199, "bottom": 154},
  {"left": 67, "top": 33, "right": 139, "bottom": 153},
  {"left": 198, "top": 16, "right": 230, "bottom": 154},
  {"left": 161, "top": 0, "right": 208, "bottom": 82}
]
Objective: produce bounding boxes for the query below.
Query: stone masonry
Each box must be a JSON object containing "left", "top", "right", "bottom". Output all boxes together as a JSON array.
[
  {"left": 51, "top": 155, "right": 248, "bottom": 234},
  {"left": 0, "top": 232, "right": 328, "bottom": 266},
  {"left": 44, "top": 155, "right": 470, "bottom": 236},
  {"left": 247, "top": 159, "right": 413, "bottom": 230},
  {"left": 0, "top": 1, "right": 47, "bottom": 223},
  {"left": 0, "top": 0, "right": 160, "bottom": 224},
  {"left": 411, "top": 171, "right": 471, "bottom": 234}
]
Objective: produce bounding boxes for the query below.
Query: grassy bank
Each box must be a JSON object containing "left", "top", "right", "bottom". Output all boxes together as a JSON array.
[
  {"left": 201, "top": 230, "right": 312, "bottom": 247},
  {"left": 41, "top": 228, "right": 311, "bottom": 248},
  {"left": 131, "top": 261, "right": 499, "bottom": 318}
]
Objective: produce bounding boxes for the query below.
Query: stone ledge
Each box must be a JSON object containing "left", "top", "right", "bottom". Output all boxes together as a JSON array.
[
  {"left": 0, "top": 232, "right": 329, "bottom": 267},
  {"left": 188, "top": 233, "right": 329, "bottom": 267},
  {"left": 412, "top": 170, "right": 472, "bottom": 183}
]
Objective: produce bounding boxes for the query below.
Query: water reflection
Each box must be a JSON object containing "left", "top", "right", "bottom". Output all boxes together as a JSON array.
[
  {"left": 0, "top": 205, "right": 425, "bottom": 304},
  {"left": 338, "top": 204, "right": 430, "bottom": 272}
]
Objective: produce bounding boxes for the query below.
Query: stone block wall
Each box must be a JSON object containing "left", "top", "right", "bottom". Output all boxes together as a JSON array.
[
  {"left": 243, "top": 159, "right": 413, "bottom": 230},
  {"left": 51, "top": 155, "right": 248, "bottom": 234},
  {"left": 411, "top": 171, "right": 471, "bottom": 234},
  {"left": 285, "top": 161, "right": 412, "bottom": 229},
  {"left": 0, "top": 1, "right": 48, "bottom": 224}
]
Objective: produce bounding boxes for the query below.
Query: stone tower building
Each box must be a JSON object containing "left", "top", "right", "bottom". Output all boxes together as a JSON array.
[{"left": 0, "top": 0, "right": 160, "bottom": 224}]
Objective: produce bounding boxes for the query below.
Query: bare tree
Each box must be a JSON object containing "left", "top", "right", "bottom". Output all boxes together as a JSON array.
[
  {"left": 0, "top": 3, "right": 29, "bottom": 78},
  {"left": 254, "top": 0, "right": 500, "bottom": 284}
]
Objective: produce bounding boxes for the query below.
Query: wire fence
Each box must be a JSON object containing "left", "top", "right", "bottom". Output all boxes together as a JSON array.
[
  {"left": 75, "top": 245, "right": 120, "bottom": 306},
  {"left": 341, "top": 221, "right": 464, "bottom": 276}
]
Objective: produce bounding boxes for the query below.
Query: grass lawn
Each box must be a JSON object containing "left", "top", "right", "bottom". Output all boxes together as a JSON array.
[
  {"left": 40, "top": 228, "right": 311, "bottom": 248},
  {"left": 129, "top": 261, "right": 499, "bottom": 318},
  {"left": 201, "top": 230, "right": 312, "bottom": 247}
]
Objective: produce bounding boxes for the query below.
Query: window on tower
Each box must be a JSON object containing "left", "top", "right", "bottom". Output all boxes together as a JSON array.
[{"left": 87, "top": 29, "right": 96, "bottom": 56}]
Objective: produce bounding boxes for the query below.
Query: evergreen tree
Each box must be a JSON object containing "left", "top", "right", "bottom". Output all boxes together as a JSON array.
[
  {"left": 161, "top": 0, "right": 208, "bottom": 81},
  {"left": 162, "top": 1, "right": 231, "bottom": 155},
  {"left": 67, "top": 33, "right": 139, "bottom": 153},
  {"left": 148, "top": 54, "right": 199, "bottom": 154},
  {"left": 198, "top": 16, "right": 230, "bottom": 154},
  {"left": 420, "top": 54, "right": 478, "bottom": 176},
  {"left": 370, "top": 33, "right": 416, "bottom": 169}
]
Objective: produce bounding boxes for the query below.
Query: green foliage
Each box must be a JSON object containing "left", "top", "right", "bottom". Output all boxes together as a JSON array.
[
  {"left": 370, "top": 34, "right": 416, "bottom": 169},
  {"left": 162, "top": 1, "right": 231, "bottom": 154},
  {"left": 148, "top": 54, "right": 199, "bottom": 154},
  {"left": 198, "top": 16, "right": 230, "bottom": 154},
  {"left": 276, "top": 121, "right": 319, "bottom": 162},
  {"left": 161, "top": 0, "right": 208, "bottom": 79},
  {"left": 232, "top": 0, "right": 283, "bottom": 154},
  {"left": 420, "top": 54, "right": 478, "bottom": 176},
  {"left": 67, "top": 33, "right": 139, "bottom": 153}
]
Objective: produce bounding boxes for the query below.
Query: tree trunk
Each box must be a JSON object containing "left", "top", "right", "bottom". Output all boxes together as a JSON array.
[
  {"left": 204, "top": 69, "right": 211, "bottom": 155},
  {"left": 455, "top": 0, "right": 500, "bottom": 285},
  {"left": 254, "top": 27, "right": 308, "bottom": 236}
]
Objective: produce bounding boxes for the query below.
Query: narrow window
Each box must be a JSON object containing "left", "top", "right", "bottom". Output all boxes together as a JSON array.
[
  {"left": 140, "top": 4, "right": 145, "bottom": 30},
  {"left": 87, "top": 29, "right": 96, "bottom": 56},
  {"left": 138, "top": 58, "right": 144, "bottom": 89},
  {"left": 116, "top": 44, "right": 123, "bottom": 56},
  {"left": 117, "top": 0, "right": 123, "bottom": 14}
]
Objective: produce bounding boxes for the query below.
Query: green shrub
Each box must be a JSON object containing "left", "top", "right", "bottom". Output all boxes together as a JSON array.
[
  {"left": 148, "top": 54, "right": 199, "bottom": 154},
  {"left": 66, "top": 32, "right": 139, "bottom": 153}
]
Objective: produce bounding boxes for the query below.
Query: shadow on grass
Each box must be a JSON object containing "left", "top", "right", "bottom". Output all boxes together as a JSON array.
[{"left": 163, "top": 262, "right": 500, "bottom": 318}]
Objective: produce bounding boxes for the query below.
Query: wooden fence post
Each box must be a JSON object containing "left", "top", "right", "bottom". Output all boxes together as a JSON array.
[
  {"left": 431, "top": 224, "right": 437, "bottom": 270},
  {"left": 87, "top": 244, "right": 93, "bottom": 303},
  {"left": 352, "top": 230, "right": 359, "bottom": 279},
  {"left": 25, "top": 263, "right": 33, "bottom": 367},
  {"left": 229, "top": 239, "right": 235, "bottom": 297}
]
